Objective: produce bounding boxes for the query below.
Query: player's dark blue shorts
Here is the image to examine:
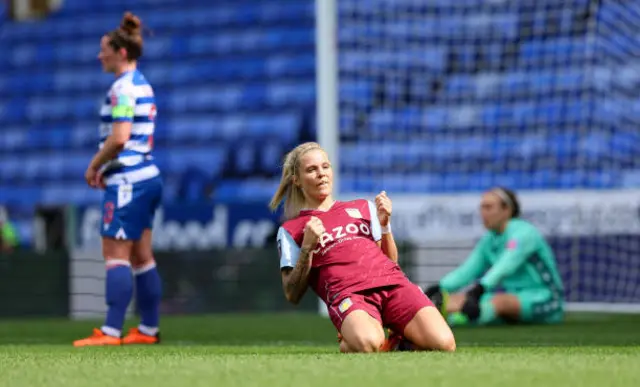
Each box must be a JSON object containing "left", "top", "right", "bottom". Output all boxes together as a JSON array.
[{"left": 101, "top": 175, "right": 163, "bottom": 241}]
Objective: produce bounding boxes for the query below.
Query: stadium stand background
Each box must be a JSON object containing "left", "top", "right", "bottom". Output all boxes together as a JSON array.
[
  {"left": 1, "top": 0, "right": 639, "bottom": 247},
  {"left": 0, "top": 0, "right": 639, "bottom": 315},
  {"left": 337, "top": 0, "right": 639, "bottom": 194},
  {"left": 1, "top": 0, "right": 318, "bottom": 246}
]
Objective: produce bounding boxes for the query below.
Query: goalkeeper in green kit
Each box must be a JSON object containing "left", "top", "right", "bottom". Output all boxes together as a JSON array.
[{"left": 424, "top": 187, "right": 565, "bottom": 327}]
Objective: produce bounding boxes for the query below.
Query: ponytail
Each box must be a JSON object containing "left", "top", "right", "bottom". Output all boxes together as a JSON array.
[{"left": 269, "top": 142, "right": 324, "bottom": 220}]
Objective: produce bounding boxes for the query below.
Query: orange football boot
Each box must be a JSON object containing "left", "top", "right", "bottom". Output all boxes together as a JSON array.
[
  {"left": 122, "top": 328, "right": 160, "bottom": 345},
  {"left": 380, "top": 329, "right": 403, "bottom": 352},
  {"left": 73, "top": 328, "right": 121, "bottom": 347},
  {"left": 339, "top": 329, "right": 400, "bottom": 351},
  {"left": 339, "top": 328, "right": 400, "bottom": 352}
]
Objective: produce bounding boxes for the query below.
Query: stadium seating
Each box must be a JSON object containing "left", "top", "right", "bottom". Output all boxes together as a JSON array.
[
  {"left": 0, "top": 0, "right": 315, "bottom": 210},
  {"left": 337, "top": 0, "right": 640, "bottom": 193},
  {"left": 0, "top": 0, "right": 638, "bottom": 243}
]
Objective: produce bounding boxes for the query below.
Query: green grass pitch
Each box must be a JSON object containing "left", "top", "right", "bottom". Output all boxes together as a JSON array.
[{"left": 0, "top": 312, "right": 638, "bottom": 387}]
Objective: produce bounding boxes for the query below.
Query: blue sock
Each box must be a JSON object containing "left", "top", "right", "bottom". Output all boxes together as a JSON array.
[
  {"left": 102, "top": 262, "right": 133, "bottom": 337},
  {"left": 134, "top": 262, "right": 162, "bottom": 335}
]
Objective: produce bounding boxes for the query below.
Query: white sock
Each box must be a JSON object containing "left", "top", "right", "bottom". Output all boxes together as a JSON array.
[
  {"left": 138, "top": 324, "right": 158, "bottom": 336},
  {"left": 101, "top": 326, "right": 121, "bottom": 338}
]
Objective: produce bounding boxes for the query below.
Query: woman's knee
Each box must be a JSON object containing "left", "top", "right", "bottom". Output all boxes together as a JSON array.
[
  {"left": 131, "top": 230, "right": 155, "bottom": 268},
  {"left": 491, "top": 293, "right": 522, "bottom": 320},
  {"left": 404, "top": 306, "right": 457, "bottom": 352},
  {"left": 130, "top": 253, "right": 155, "bottom": 269},
  {"left": 431, "top": 329, "right": 456, "bottom": 352},
  {"left": 340, "top": 310, "right": 386, "bottom": 353},
  {"left": 347, "top": 331, "right": 385, "bottom": 353},
  {"left": 102, "top": 237, "right": 133, "bottom": 260},
  {"left": 412, "top": 324, "right": 456, "bottom": 352}
]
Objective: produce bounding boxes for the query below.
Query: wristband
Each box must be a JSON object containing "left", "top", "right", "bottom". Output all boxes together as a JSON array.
[{"left": 381, "top": 223, "right": 391, "bottom": 234}]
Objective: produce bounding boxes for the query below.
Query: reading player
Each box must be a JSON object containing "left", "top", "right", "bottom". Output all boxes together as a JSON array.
[
  {"left": 425, "top": 188, "right": 565, "bottom": 327},
  {"left": 269, "top": 142, "right": 455, "bottom": 353},
  {"left": 74, "top": 12, "right": 163, "bottom": 346}
]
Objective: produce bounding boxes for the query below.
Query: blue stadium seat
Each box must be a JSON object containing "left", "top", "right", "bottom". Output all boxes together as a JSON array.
[
  {"left": 338, "top": 174, "right": 359, "bottom": 193},
  {"left": 340, "top": 143, "right": 395, "bottom": 170},
  {"left": 27, "top": 127, "right": 72, "bottom": 150},
  {"left": 151, "top": 147, "right": 170, "bottom": 173},
  {"left": 447, "top": 76, "right": 475, "bottom": 100},
  {"left": 213, "top": 178, "right": 280, "bottom": 203},
  {"left": 370, "top": 174, "right": 441, "bottom": 193},
  {"left": 0, "top": 55, "right": 8, "bottom": 73},
  {"left": 620, "top": 170, "right": 640, "bottom": 188},
  {"left": 258, "top": 141, "right": 284, "bottom": 175},
  {"left": 520, "top": 37, "right": 591, "bottom": 67},
  {"left": 611, "top": 131, "right": 640, "bottom": 166},
  {"left": 232, "top": 142, "right": 257, "bottom": 176},
  {"left": 41, "top": 183, "right": 101, "bottom": 205},
  {"left": 69, "top": 123, "right": 97, "bottom": 149},
  {"left": 519, "top": 135, "right": 548, "bottom": 159},
  {"left": 187, "top": 32, "right": 264, "bottom": 56},
  {"left": 500, "top": 71, "right": 528, "bottom": 95},
  {"left": 246, "top": 113, "right": 300, "bottom": 143},
  {"left": 170, "top": 85, "right": 244, "bottom": 113},
  {"left": 166, "top": 116, "right": 218, "bottom": 142},
  {"left": 266, "top": 55, "right": 315, "bottom": 78},
  {"left": 339, "top": 80, "right": 373, "bottom": 108},
  {"left": 167, "top": 147, "right": 227, "bottom": 180},
  {"left": 421, "top": 107, "right": 449, "bottom": 131},
  {"left": 341, "top": 47, "right": 448, "bottom": 75},
  {"left": 0, "top": 186, "right": 42, "bottom": 205},
  {"left": 454, "top": 44, "right": 476, "bottom": 72},
  {"left": 143, "top": 35, "right": 176, "bottom": 60},
  {"left": 0, "top": 157, "right": 23, "bottom": 182},
  {"left": 473, "top": 74, "right": 502, "bottom": 100},
  {"left": 0, "top": 98, "right": 28, "bottom": 123},
  {"left": 266, "top": 82, "right": 315, "bottom": 107},
  {"left": 0, "top": 127, "right": 28, "bottom": 152},
  {"left": 62, "top": 153, "right": 92, "bottom": 180},
  {"left": 367, "top": 109, "right": 397, "bottom": 138},
  {"left": 10, "top": 43, "right": 39, "bottom": 68}
]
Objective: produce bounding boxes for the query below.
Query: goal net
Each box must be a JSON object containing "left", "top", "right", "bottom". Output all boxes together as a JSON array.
[{"left": 317, "top": 0, "right": 640, "bottom": 312}]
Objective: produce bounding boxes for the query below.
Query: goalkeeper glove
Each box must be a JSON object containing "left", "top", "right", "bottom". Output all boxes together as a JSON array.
[
  {"left": 466, "top": 283, "right": 485, "bottom": 301},
  {"left": 424, "top": 284, "right": 441, "bottom": 299},
  {"left": 424, "top": 284, "right": 448, "bottom": 317},
  {"left": 460, "top": 283, "right": 485, "bottom": 321}
]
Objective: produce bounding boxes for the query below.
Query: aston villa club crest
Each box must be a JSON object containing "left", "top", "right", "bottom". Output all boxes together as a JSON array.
[{"left": 345, "top": 208, "right": 362, "bottom": 219}]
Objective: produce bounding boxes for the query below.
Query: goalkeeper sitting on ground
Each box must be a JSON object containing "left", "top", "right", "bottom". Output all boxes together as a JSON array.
[{"left": 425, "top": 187, "right": 565, "bottom": 327}]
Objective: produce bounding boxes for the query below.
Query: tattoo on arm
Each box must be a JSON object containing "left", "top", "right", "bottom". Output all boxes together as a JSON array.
[{"left": 284, "top": 247, "right": 313, "bottom": 303}]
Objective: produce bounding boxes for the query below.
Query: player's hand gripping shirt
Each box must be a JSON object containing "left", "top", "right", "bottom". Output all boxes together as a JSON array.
[{"left": 277, "top": 200, "right": 408, "bottom": 304}]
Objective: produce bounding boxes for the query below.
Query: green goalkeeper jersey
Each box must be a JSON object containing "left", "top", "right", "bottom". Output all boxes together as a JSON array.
[{"left": 440, "top": 219, "right": 564, "bottom": 296}]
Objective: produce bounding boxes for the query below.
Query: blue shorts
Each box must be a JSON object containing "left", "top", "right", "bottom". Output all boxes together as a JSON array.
[{"left": 101, "top": 176, "right": 163, "bottom": 241}]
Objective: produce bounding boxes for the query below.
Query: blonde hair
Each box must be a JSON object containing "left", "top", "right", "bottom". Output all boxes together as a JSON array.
[{"left": 269, "top": 142, "right": 326, "bottom": 220}]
